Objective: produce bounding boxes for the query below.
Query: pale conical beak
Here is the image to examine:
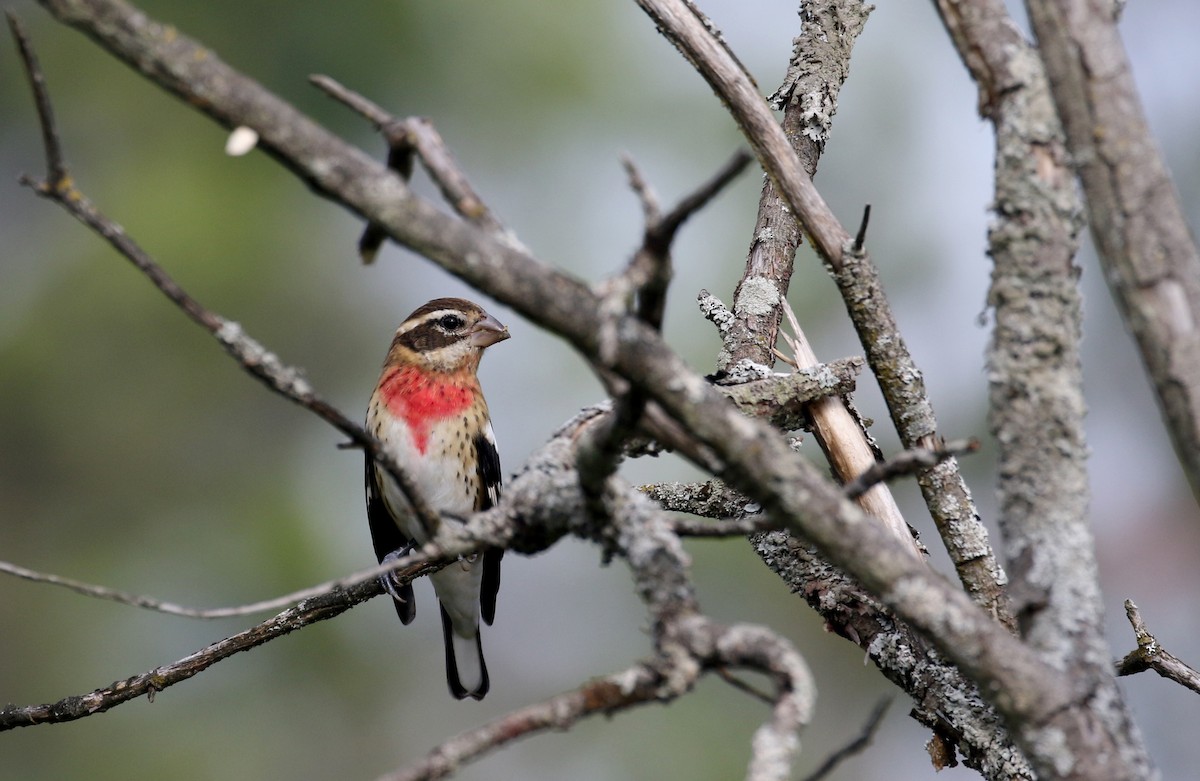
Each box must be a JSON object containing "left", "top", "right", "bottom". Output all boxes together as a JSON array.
[{"left": 470, "top": 313, "right": 510, "bottom": 348}]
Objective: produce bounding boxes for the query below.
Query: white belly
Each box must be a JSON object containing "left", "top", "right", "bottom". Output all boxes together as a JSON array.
[{"left": 374, "top": 411, "right": 478, "bottom": 544}]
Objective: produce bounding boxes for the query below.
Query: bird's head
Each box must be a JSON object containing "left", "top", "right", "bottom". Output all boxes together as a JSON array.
[{"left": 385, "top": 297, "right": 510, "bottom": 375}]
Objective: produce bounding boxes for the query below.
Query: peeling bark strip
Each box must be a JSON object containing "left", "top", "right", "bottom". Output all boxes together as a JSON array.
[{"left": 1025, "top": 0, "right": 1200, "bottom": 504}]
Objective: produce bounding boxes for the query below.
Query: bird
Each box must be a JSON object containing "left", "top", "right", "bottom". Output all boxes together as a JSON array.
[{"left": 364, "top": 297, "right": 509, "bottom": 700}]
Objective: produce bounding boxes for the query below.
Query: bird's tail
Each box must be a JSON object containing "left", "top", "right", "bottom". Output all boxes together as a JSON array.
[{"left": 440, "top": 603, "right": 489, "bottom": 700}]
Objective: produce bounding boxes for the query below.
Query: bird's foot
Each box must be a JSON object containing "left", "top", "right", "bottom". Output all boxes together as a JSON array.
[{"left": 380, "top": 546, "right": 414, "bottom": 602}]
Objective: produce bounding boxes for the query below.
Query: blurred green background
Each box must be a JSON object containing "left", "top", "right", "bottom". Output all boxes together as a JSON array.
[{"left": 2, "top": 1, "right": 1198, "bottom": 779}]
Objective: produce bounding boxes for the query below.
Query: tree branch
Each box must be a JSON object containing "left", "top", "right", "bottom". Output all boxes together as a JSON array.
[
  {"left": 1025, "top": 0, "right": 1200, "bottom": 505},
  {"left": 1115, "top": 600, "right": 1200, "bottom": 695},
  {"left": 380, "top": 665, "right": 666, "bottom": 781},
  {"left": 1, "top": 572, "right": 386, "bottom": 728},
  {"left": 800, "top": 697, "right": 891, "bottom": 781},
  {"left": 24, "top": 2, "right": 1145, "bottom": 777},
  {"left": 680, "top": 0, "right": 1010, "bottom": 619},
  {"left": 934, "top": 2, "right": 1152, "bottom": 776},
  {"left": 311, "top": 74, "right": 521, "bottom": 259}
]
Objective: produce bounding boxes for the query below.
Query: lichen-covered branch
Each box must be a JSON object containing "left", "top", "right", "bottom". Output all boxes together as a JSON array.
[
  {"left": 681, "top": 0, "right": 1010, "bottom": 615},
  {"left": 1116, "top": 600, "right": 1200, "bottom": 696},
  {"left": 1025, "top": 0, "right": 1200, "bottom": 504},
  {"left": 25, "top": 1, "right": 1154, "bottom": 777},
  {"left": 935, "top": 0, "right": 1153, "bottom": 776}
]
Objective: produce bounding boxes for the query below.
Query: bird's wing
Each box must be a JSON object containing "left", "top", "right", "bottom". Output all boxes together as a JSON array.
[
  {"left": 366, "top": 454, "right": 417, "bottom": 624},
  {"left": 474, "top": 425, "right": 504, "bottom": 626}
]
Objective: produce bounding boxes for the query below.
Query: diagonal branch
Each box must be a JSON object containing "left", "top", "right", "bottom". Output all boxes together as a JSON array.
[
  {"left": 1, "top": 568, "right": 397, "bottom": 729},
  {"left": 0, "top": 555, "right": 441, "bottom": 621},
  {"left": 580, "top": 151, "right": 752, "bottom": 510},
  {"left": 801, "top": 697, "right": 891, "bottom": 781},
  {"left": 676, "top": 0, "right": 1010, "bottom": 618},
  {"left": 8, "top": 12, "right": 67, "bottom": 185},
  {"left": 311, "top": 74, "right": 520, "bottom": 260},
  {"left": 380, "top": 665, "right": 666, "bottom": 781}
]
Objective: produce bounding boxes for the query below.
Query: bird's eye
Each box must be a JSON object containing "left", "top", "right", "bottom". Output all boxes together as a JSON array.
[{"left": 438, "top": 314, "right": 466, "bottom": 331}]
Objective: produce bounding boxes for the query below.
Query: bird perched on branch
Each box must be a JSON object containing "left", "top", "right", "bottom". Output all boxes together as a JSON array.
[{"left": 365, "top": 297, "right": 509, "bottom": 700}]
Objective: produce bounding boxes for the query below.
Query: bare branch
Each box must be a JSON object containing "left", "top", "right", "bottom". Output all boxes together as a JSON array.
[
  {"left": 851, "top": 204, "right": 871, "bottom": 254},
  {"left": 750, "top": 529, "right": 1033, "bottom": 781},
  {"left": 582, "top": 150, "right": 754, "bottom": 505},
  {"left": 934, "top": 2, "right": 1154, "bottom": 777},
  {"left": 312, "top": 74, "right": 518, "bottom": 260},
  {"left": 620, "top": 152, "right": 663, "bottom": 226},
  {"left": 380, "top": 665, "right": 665, "bottom": 781},
  {"left": 719, "top": 356, "right": 864, "bottom": 428},
  {"left": 0, "top": 573, "right": 386, "bottom": 729},
  {"left": 1025, "top": 0, "right": 1200, "bottom": 504},
  {"left": 648, "top": 0, "right": 1011, "bottom": 619},
  {"left": 0, "top": 554, "right": 444, "bottom": 621},
  {"left": 651, "top": 148, "right": 753, "bottom": 254},
  {"left": 800, "top": 697, "right": 891, "bottom": 781},
  {"left": 717, "top": 0, "right": 868, "bottom": 375},
  {"left": 844, "top": 439, "right": 979, "bottom": 500},
  {"left": 936, "top": 0, "right": 1092, "bottom": 660},
  {"left": 8, "top": 12, "right": 67, "bottom": 186},
  {"left": 1116, "top": 600, "right": 1200, "bottom": 695},
  {"left": 25, "top": 3, "right": 1139, "bottom": 776}
]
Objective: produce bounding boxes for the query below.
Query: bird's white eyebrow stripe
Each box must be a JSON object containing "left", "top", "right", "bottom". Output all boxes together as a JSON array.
[{"left": 396, "top": 308, "right": 468, "bottom": 335}]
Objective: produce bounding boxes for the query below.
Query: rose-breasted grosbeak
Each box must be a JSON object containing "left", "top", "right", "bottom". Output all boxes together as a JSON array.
[{"left": 365, "top": 298, "right": 509, "bottom": 700}]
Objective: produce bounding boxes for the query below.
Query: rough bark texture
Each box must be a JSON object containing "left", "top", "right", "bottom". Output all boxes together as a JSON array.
[
  {"left": 700, "top": 0, "right": 1012, "bottom": 619},
  {"left": 14, "top": 0, "right": 1166, "bottom": 778},
  {"left": 1026, "top": 0, "right": 1200, "bottom": 504},
  {"left": 937, "top": 0, "right": 1155, "bottom": 777},
  {"left": 717, "top": 0, "right": 864, "bottom": 373}
]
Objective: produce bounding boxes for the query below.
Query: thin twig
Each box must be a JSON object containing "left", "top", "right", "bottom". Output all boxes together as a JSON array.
[
  {"left": 800, "top": 697, "right": 892, "bottom": 781},
  {"left": 0, "top": 573, "right": 390, "bottom": 729},
  {"left": 844, "top": 439, "right": 980, "bottom": 500},
  {"left": 1115, "top": 600, "right": 1200, "bottom": 694},
  {"left": 649, "top": 148, "right": 753, "bottom": 254},
  {"left": 620, "top": 152, "right": 663, "bottom": 226},
  {"left": 714, "top": 667, "right": 775, "bottom": 704},
  {"left": 381, "top": 665, "right": 665, "bottom": 781},
  {"left": 8, "top": 13, "right": 67, "bottom": 186},
  {"left": 582, "top": 150, "right": 752, "bottom": 502},
  {"left": 312, "top": 74, "right": 515, "bottom": 257},
  {"left": 0, "top": 554, "right": 442, "bottom": 620},
  {"left": 852, "top": 204, "right": 871, "bottom": 253}
]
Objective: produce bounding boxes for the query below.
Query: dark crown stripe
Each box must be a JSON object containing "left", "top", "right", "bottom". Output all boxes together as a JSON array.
[{"left": 404, "top": 297, "right": 479, "bottom": 322}]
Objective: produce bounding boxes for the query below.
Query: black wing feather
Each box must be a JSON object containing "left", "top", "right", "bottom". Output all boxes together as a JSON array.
[
  {"left": 365, "top": 454, "right": 417, "bottom": 624},
  {"left": 474, "top": 431, "right": 504, "bottom": 625}
]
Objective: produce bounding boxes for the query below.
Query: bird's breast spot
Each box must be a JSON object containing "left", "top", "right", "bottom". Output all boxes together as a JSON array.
[{"left": 379, "top": 366, "right": 476, "bottom": 455}]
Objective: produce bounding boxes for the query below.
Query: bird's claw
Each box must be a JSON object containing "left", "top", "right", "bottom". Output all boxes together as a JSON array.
[{"left": 380, "top": 546, "right": 413, "bottom": 603}]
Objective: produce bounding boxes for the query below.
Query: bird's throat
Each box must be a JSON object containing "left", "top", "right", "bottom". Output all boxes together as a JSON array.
[{"left": 379, "top": 365, "right": 477, "bottom": 454}]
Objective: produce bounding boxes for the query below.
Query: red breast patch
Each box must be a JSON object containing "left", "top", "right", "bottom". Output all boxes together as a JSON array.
[{"left": 379, "top": 365, "right": 475, "bottom": 454}]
